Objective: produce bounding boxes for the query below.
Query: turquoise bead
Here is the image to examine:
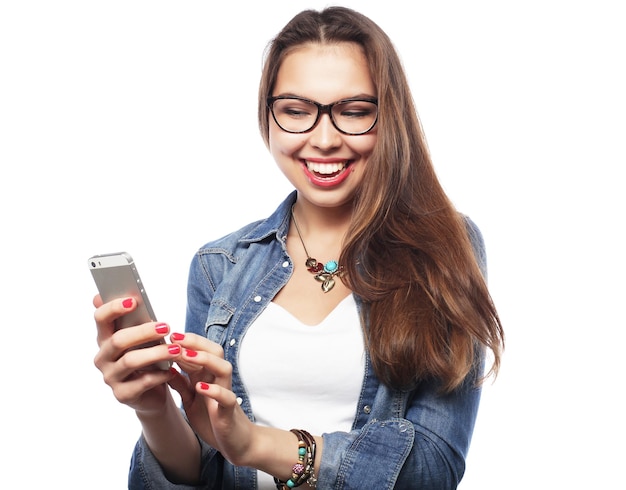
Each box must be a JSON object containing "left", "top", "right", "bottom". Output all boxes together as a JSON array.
[
  {"left": 324, "top": 260, "right": 339, "bottom": 273},
  {"left": 298, "top": 447, "right": 306, "bottom": 456}
]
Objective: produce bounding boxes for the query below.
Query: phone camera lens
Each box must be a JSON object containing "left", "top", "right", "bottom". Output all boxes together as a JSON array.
[{"left": 91, "top": 261, "right": 96, "bottom": 268}]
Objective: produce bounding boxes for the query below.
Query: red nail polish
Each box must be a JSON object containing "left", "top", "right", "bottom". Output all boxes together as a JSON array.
[
  {"left": 155, "top": 323, "right": 169, "bottom": 334},
  {"left": 185, "top": 349, "right": 198, "bottom": 358},
  {"left": 168, "top": 345, "right": 181, "bottom": 355},
  {"left": 171, "top": 332, "right": 185, "bottom": 341},
  {"left": 199, "top": 382, "right": 210, "bottom": 390},
  {"left": 122, "top": 298, "right": 133, "bottom": 308}
]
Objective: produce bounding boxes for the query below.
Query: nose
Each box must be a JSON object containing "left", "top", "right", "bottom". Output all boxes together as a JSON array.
[{"left": 308, "top": 112, "right": 342, "bottom": 150}]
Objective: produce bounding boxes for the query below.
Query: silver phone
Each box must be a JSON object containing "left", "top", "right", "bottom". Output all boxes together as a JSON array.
[{"left": 88, "top": 252, "right": 170, "bottom": 370}]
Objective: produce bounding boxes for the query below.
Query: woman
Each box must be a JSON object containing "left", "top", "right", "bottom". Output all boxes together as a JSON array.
[{"left": 93, "top": 6, "right": 504, "bottom": 489}]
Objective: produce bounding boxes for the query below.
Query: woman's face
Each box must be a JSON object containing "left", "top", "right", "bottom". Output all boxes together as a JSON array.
[{"left": 268, "top": 42, "right": 378, "bottom": 210}]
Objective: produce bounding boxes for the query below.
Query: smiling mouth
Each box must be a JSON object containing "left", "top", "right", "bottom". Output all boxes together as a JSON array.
[{"left": 305, "top": 160, "right": 348, "bottom": 177}]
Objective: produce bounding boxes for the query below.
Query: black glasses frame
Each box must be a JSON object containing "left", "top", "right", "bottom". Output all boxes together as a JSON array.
[{"left": 267, "top": 95, "right": 378, "bottom": 135}]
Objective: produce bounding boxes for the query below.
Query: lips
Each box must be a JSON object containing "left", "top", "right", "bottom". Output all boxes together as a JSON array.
[{"left": 302, "top": 160, "right": 352, "bottom": 187}]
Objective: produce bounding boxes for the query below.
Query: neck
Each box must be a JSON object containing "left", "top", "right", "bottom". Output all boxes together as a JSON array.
[
  {"left": 290, "top": 202, "right": 349, "bottom": 259},
  {"left": 290, "top": 200, "right": 352, "bottom": 239}
]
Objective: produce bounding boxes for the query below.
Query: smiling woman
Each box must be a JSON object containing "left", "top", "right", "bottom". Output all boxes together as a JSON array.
[
  {"left": 267, "top": 42, "right": 378, "bottom": 198},
  {"left": 89, "top": 6, "right": 503, "bottom": 490},
  {"left": 1, "top": 0, "right": 621, "bottom": 488}
]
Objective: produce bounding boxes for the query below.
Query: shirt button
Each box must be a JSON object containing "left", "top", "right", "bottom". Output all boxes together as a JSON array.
[
  {"left": 229, "top": 338, "right": 236, "bottom": 347},
  {"left": 254, "top": 295, "right": 262, "bottom": 302},
  {"left": 282, "top": 261, "right": 290, "bottom": 268},
  {"left": 363, "top": 405, "right": 371, "bottom": 414}
]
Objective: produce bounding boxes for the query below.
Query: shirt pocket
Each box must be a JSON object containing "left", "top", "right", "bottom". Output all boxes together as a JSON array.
[{"left": 204, "top": 298, "right": 235, "bottom": 345}]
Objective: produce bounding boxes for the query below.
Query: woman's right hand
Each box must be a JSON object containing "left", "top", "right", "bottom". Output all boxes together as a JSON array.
[{"left": 92, "top": 294, "right": 179, "bottom": 416}]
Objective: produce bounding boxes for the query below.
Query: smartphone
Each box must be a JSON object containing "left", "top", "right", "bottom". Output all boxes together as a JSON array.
[{"left": 88, "top": 252, "right": 170, "bottom": 370}]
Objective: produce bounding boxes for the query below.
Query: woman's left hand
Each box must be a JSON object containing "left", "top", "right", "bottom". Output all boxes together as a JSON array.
[{"left": 167, "top": 333, "right": 257, "bottom": 466}]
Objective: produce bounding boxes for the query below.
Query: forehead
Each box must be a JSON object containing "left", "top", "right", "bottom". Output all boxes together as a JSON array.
[{"left": 273, "top": 42, "right": 376, "bottom": 102}]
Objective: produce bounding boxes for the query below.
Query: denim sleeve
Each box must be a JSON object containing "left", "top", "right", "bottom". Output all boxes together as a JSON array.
[
  {"left": 463, "top": 214, "right": 487, "bottom": 280},
  {"left": 128, "top": 434, "right": 223, "bottom": 490},
  {"left": 185, "top": 251, "right": 217, "bottom": 337},
  {"left": 317, "top": 364, "right": 484, "bottom": 490}
]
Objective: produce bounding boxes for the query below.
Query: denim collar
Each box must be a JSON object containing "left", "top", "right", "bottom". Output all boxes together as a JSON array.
[{"left": 238, "top": 190, "right": 297, "bottom": 244}]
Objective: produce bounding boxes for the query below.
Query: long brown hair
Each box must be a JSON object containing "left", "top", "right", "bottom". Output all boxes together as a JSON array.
[{"left": 258, "top": 7, "right": 504, "bottom": 393}]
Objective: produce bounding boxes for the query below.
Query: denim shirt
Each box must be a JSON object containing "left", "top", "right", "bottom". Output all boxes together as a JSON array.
[{"left": 129, "top": 191, "right": 487, "bottom": 490}]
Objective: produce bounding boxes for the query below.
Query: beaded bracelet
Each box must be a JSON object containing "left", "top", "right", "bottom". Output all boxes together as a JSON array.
[
  {"left": 296, "top": 429, "right": 317, "bottom": 487},
  {"left": 274, "top": 429, "right": 317, "bottom": 489}
]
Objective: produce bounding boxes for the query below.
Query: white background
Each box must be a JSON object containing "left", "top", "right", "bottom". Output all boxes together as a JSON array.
[{"left": 1, "top": 1, "right": 624, "bottom": 488}]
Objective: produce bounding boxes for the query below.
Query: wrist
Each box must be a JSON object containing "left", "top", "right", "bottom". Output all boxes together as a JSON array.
[
  {"left": 244, "top": 427, "right": 320, "bottom": 488},
  {"left": 233, "top": 426, "right": 292, "bottom": 477},
  {"left": 134, "top": 393, "right": 176, "bottom": 421},
  {"left": 274, "top": 429, "right": 318, "bottom": 489}
]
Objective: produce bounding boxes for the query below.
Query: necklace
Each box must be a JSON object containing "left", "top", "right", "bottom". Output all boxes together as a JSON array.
[{"left": 291, "top": 206, "right": 344, "bottom": 293}]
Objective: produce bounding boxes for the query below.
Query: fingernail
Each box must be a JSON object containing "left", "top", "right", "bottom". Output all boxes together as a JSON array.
[
  {"left": 171, "top": 332, "right": 185, "bottom": 341},
  {"left": 185, "top": 349, "right": 198, "bottom": 358},
  {"left": 199, "top": 382, "right": 210, "bottom": 390},
  {"left": 155, "top": 323, "right": 169, "bottom": 334},
  {"left": 168, "top": 345, "right": 181, "bottom": 355},
  {"left": 122, "top": 298, "right": 133, "bottom": 308},
  {"left": 169, "top": 367, "right": 179, "bottom": 375}
]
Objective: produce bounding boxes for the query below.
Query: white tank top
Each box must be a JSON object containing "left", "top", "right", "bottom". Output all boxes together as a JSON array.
[{"left": 239, "top": 294, "right": 365, "bottom": 489}]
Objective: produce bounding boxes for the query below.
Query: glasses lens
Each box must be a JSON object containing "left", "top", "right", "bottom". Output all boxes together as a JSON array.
[
  {"left": 271, "top": 98, "right": 318, "bottom": 133},
  {"left": 332, "top": 100, "right": 378, "bottom": 134}
]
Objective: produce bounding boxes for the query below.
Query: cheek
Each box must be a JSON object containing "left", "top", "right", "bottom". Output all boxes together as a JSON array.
[
  {"left": 269, "top": 124, "right": 305, "bottom": 159},
  {"left": 351, "top": 133, "right": 378, "bottom": 160}
]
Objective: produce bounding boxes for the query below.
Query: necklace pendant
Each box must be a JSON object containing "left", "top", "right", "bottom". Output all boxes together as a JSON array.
[
  {"left": 314, "top": 272, "right": 336, "bottom": 292},
  {"left": 321, "top": 276, "right": 336, "bottom": 293},
  {"left": 311, "top": 260, "right": 343, "bottom": 293},
  {"left": 305, "top": 257, "right": 324, "bottom": 274},
  {"left": 323, "top": 260, "right": 339, "bottom": 274}
]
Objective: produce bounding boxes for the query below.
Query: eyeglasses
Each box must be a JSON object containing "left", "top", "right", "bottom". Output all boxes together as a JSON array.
[{"left": 267, "top": 96, "right": 378, "bottom": 135}]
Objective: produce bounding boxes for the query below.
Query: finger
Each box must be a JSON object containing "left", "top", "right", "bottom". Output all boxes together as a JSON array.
[
  {"left": 108, "top": 368, "right": 174, "bottom": 405},
  {"left": 94, "top": 297, "right": 138, "bottom": 345},
  {"left": 93, "top": 294, "right": 103, "bottom": 308},
  {"left": 95, "top": 338, "right": 180, "bottom": 378},
  {"left": 169, "top": 332, "right": 225, "bottom": 359},
  {"left": 167, "top": 367, "right": 196, "bottom": 406},
  {"left": 95, "top": 321, "right": 170, "bottom": 369},
  {"left": 196, "top": 382, "right": 239, "bottom": 410},
  {"left": 168, "top": 333, "right": 227, "bottom": 381},
  {"left": 111, "top": 321, "right": 172, "bottom": 352},
  {"left": 173, "top": 358, "right": 205, "bottom": 375},
  {"left": 179, "top": 348, "right": 233, "bottom": 389}
]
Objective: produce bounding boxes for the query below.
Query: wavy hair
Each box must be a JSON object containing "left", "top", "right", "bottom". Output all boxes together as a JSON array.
[{"left": 258, "top": 7, "right": 504, "bottom": 392}]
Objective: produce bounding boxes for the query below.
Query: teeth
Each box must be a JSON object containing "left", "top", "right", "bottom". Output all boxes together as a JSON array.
[{"left": 306, "top": 161, "right": 346, "bottom": 175}]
